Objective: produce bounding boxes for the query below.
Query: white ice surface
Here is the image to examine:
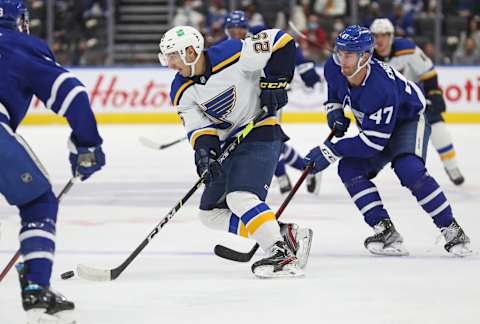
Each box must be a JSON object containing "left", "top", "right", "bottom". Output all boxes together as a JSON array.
[{"left": 1, "top": 123, "right": 479, "bottom": 324}]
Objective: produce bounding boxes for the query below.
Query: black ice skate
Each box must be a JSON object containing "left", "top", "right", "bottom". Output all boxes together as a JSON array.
[
  {"left": 441, "top": 219, "right": 472, "bottom": 256},
  {"left": 445, "top": 167, "right": 465, "bottom": 186},
  {"left": 364, "top": 219, "right": 409, "bottom": 256},
  {"left": 306, "top": 172, "right": 322, "bottom": 194},
  {"left": 280, "top": 222, "right": 313, "bottom": 269},
  {"left": 277, "top": 174, "right": 292, "bottom": 194},
  {"left": 17, "top": 263, "right": 75, "bottom": 324},
  {"left": 251, "top": 241, "right": 304, "bottom": 278}
]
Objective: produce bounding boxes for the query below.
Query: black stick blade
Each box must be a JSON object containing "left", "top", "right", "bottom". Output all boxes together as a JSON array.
[{"left": 214, "top": 244, "right": 259, "bottom": 263}]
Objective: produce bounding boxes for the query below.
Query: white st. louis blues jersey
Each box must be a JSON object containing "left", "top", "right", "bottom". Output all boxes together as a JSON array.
[
  {"left": 170, "top": 29, "right": 293, "bottom": 148},
  {"left": 374, "top": 38, "right": 437, "bottom": 83}
]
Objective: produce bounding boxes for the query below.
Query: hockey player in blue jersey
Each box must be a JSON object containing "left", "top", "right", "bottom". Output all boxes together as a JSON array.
[
  {"left": 159, "top": 25, "right": 313, "bottom": 278},
  {"left": 224, "top": 10, "right": 324, "bottom": 195},
  {"left": 370, "top": 18, "right": 465, "bottom": 185},
  {"left": 305, "top": 25, "right": 471, "bottom": 257},
  {"left": 0, "top": 1, "right": 105, "bottom": 322}
]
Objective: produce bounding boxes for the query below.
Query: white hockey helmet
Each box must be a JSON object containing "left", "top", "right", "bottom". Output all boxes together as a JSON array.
[
  {"left": 370, "top": 18, "right": 394, "bottom": 35},
  {"left": 158, "top": 25, "right": 204, "bottom": 67}
]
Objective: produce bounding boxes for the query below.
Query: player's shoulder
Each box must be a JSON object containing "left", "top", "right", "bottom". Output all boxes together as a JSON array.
[
  {"left": 170, "top": 73, "right": 194, "bottom": 107},
  {"left": 392, "top": 37, "right": 416, "bottom": 56},
  {"left": 363, "top": 61, "right": 396, "bottom": 111},
  {"left": 207, "top": 39, "right": 242, "bottom": 72},
  {"left": 249, "top": 24, "right": 267, "bottom": 35},
  {"left": 323, "top": 56, "right": 341, "bottom": 81}
]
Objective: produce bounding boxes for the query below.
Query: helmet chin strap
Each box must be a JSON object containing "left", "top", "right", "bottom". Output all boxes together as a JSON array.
[
  {"left": 346, "top": 53, "right": 370, "bottom": 80},
  {"left": 181, "top": 50, "right": 201, "bottom": 77}
]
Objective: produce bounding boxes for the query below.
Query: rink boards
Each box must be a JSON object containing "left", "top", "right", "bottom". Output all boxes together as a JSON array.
[{"left": 22, "top": 65, "right": 480, "bottom": 124}]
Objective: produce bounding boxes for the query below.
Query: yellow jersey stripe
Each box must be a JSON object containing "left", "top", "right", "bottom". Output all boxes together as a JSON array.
[
  {"left": 419, "top": 70, "right": 438, "bottom": 81},
  {"left": 272, "top": 33, "right": 294, "bottom": 53},
  {"left": 173, "top": 80, "right": 194, "bottom": 106},
  {"left": 394, "top": 49, "right": 415, "bottom": 56},
  {"left": 212, "top": 52, "right": 241, "bottom": 73},
  {"left": 254, "top": 116, "right": 279, "bottom": 128},
  {"left": 246, "top": 211, "right": 276, "bottom": 234},
  {"left": 440, "top": 150, "right": 456, "bottom": 161},
  {"left": 190, "top": 129, "right": 218, "bottom": 148}
]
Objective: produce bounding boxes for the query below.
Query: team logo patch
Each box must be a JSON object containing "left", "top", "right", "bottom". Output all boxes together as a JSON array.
[{"left": 200, "top": 86, "right": 236, "bottom": 129}]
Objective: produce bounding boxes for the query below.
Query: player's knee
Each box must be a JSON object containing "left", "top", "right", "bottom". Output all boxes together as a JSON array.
[
  {"left": 198, "top": 208, "right": 230, "bottom": 230},
  {"left": 393, "top": 155, "right": 427, "bottom": 189},
  {"left": 226, "top": 191, "right": 261, "bottom": 216},
  {"left": 19, "top": 189, "right": 58, "bottom": 224}
]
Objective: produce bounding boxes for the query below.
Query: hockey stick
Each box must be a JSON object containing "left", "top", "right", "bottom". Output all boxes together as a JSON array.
[
  {"left": 76, "top": 111, "right": 267, "bottom": 281},
  {"left": 139, "top": 136, "right": 187, "bottom": 151},
  {"left": 0, "top": 177, "right": 78, "bottom": 282},
  {"left": 214, "top": 129, "right": 335, "bottom": 262}
]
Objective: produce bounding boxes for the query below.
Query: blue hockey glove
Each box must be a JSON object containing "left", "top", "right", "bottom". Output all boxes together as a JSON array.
[
  {"left": 195, "top": 148, "right": 223, "bottom": 186},
  {"left": 426, "top": 91, "right": 446, "bottom": 114},
  {"left": 68, "top": 137, "right": 105, "bottom": 181},
  {"left": 326, "top": 103, "right": 350, "bottom": 138},
  {"left": 305, "top": 141, "right": 340, "bottom": 174},
  {"left": 260, "top": 76, "right": 289, "bottom": 115},
  {"left": 298, "top": 61, "right": 321, "bottom": 88}
]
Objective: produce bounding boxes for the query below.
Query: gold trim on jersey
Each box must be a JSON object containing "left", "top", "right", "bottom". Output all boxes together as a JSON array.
[
  {"left": 394, "top": 49, "right": 415, "bottom": 56},
  {"left": 419, "top": 70, "right": 438, "bottom": 81},
  {"left": 253, "top": 116, "right": 279, "bottom": 128},
  {"left": 272, "top": 33, "right": 294, "bottom": 53},
  {"left": 212, "top": 52, "right": 241, "bottom": 74},
  {"left": 173, "top": 80, "right": 194, "bottom": 106},
  {"left": 189, "top": 128, "right": 219, "bottom": 148}
]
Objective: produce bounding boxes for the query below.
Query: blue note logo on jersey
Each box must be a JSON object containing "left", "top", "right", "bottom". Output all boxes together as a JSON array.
[{"left": 200, "top": 86, "right": 236, "bottom": 129}]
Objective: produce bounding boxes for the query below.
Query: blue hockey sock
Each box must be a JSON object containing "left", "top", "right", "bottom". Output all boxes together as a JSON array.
[
  {"left": 19, "top": 190, "right": 58, "bottom": 287},
  {"left": 394, "top": 155, "right": 453, "bottom": 228},
  {"left": 343, "top": 176, "right": 390, "bottom": 227},
  {"left": 275, "top": 159, "right": 286, "bottom": 177},
  {"left": 282, "top": 144, "right": 306, "bottom": 171}
]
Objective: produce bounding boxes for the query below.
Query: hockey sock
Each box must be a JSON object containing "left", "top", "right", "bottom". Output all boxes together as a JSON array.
[
  {"left": 343, "top": 176, "right": 390, "bottom": 227},
  {"left": 394, "top": 155, "right": 453, "bottom": 228},
  {"left": 282, "top": 144, "right": 307, "bottom": 171},
  {"left": 18, "top": 190, "right": 58, "bottom": 287},
  {"left": 198, "top": 208, "right": 248, "bottom": 238},
  {"left": 430, "top": 122, "right": 459, "bottom": 170},
  {"left": 226, "top": 191, "right": 281, "bottom": 251}
]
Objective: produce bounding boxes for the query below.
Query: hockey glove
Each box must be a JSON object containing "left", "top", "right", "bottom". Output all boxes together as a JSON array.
[
  {"left": 260, "top": 76, "right": 289, "bottom": 115},
  {"left": 195, "top": 148, "right": 223, "bottom": 186},
  {"left": 68, "top": 137, "right": 105, "bottom": 181},
  {"left": 326, "top": 103, "right": 350, "bottom": 138},
  {"left": 305, "top": 141, "right": 340, "bottom": 174},
  {"left": 298, "top": 61, "right": 321, "bottom": 88}
]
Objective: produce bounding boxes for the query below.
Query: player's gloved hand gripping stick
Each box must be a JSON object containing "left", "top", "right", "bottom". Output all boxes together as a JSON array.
[
  {"left": 74, "top": 110, "right": 267, "bottom": 281},
  {"left": 214, "top": 129, "right": 335, "bottom": 262}
]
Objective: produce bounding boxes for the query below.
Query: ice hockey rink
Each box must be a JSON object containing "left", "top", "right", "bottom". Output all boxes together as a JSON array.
[{"left": 1, "top": 123, "right": 479, "bottom": 324}]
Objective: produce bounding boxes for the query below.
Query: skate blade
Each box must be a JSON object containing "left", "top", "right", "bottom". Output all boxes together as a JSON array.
[
  {"left": 367, "top": 242, "right": 409, "bottom": 256},
  {"left": 253, "top": 264, "right": 305, "bottom": 279},
  {"left": 27, "top": 309, "right": 76, "bottom": 324},
  {"left": 296, "top": 228, "right": 313, "bottom": 269},
  {"left": 449, "top": 244, "right": 473, "bottom": 257}
]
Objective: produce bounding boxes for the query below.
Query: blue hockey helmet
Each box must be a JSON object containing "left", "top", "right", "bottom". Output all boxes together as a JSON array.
[
  {"left": 0, "top": 0, "right": 29, "bottom": 33},
  {"left": 334, "top": 25, "right": 374, "bottom": 79},
  {"left": 224, "top": 10, "right": 248, "bottom": 29}
]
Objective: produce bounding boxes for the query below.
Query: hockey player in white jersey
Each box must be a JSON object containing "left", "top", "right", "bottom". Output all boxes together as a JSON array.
[
  {"left": 370, "top": 18, "right": 465, "bottom": 185},
  {"left": 159, "top": 26, "right": 313, "bottom": 278}
]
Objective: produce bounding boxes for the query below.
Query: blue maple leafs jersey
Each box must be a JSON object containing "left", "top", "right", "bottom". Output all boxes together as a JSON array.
[
  {"left": 324, "top": 56, "right": 426, "bottom": 158},
  {"left": 0, "top": 27, "right": 101, "bottom": 146}
]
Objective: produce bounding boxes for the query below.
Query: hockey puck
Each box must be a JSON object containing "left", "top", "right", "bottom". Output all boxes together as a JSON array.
[{"left": 61, "top": 270, "right": 75, "bottom": 280}]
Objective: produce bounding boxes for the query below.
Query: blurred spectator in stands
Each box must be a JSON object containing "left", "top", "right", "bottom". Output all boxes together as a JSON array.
[
  {"left": 453, "top": 37, "right": 480, "bottom": 64},
  {"left": 205, "top": 0, "right": 227, "bottom": 32},
  {"left": 422, "top": 41, "right": 436, "bottom": 60},
  {"left": 297, "top": 14, "right": 329, "bottom": 62},
  {"left": 389, "top": 1, "right": 415, "bottom": 36},
  {"left": 240, "top": 0, "right": 264, "bottom": 26},
  {"left": 83, "top": 0, "right": 107, "bottom": 18},
  {"left": 173, "top": 0, "right": 204, "bottom": 32},
  {"left": 254, "top": 0, "right": 290, "bottom": 28},
  {"left": 311, "top": 0, "right": 346, "bottom": 17},
  {"left": 361, "top": 1, "right": 381, "bottom": 27}
]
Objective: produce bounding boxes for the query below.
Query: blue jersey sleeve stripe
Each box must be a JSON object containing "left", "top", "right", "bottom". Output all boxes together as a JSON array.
[
  {"left": 272, "top": 33, "right": 294, "bottom": 53},
  {"left": 46, "top": 72, "right": 76, "bottom": 110},
  {"left": 57, "top": 86, "right": 88, "bottom": 116}
]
